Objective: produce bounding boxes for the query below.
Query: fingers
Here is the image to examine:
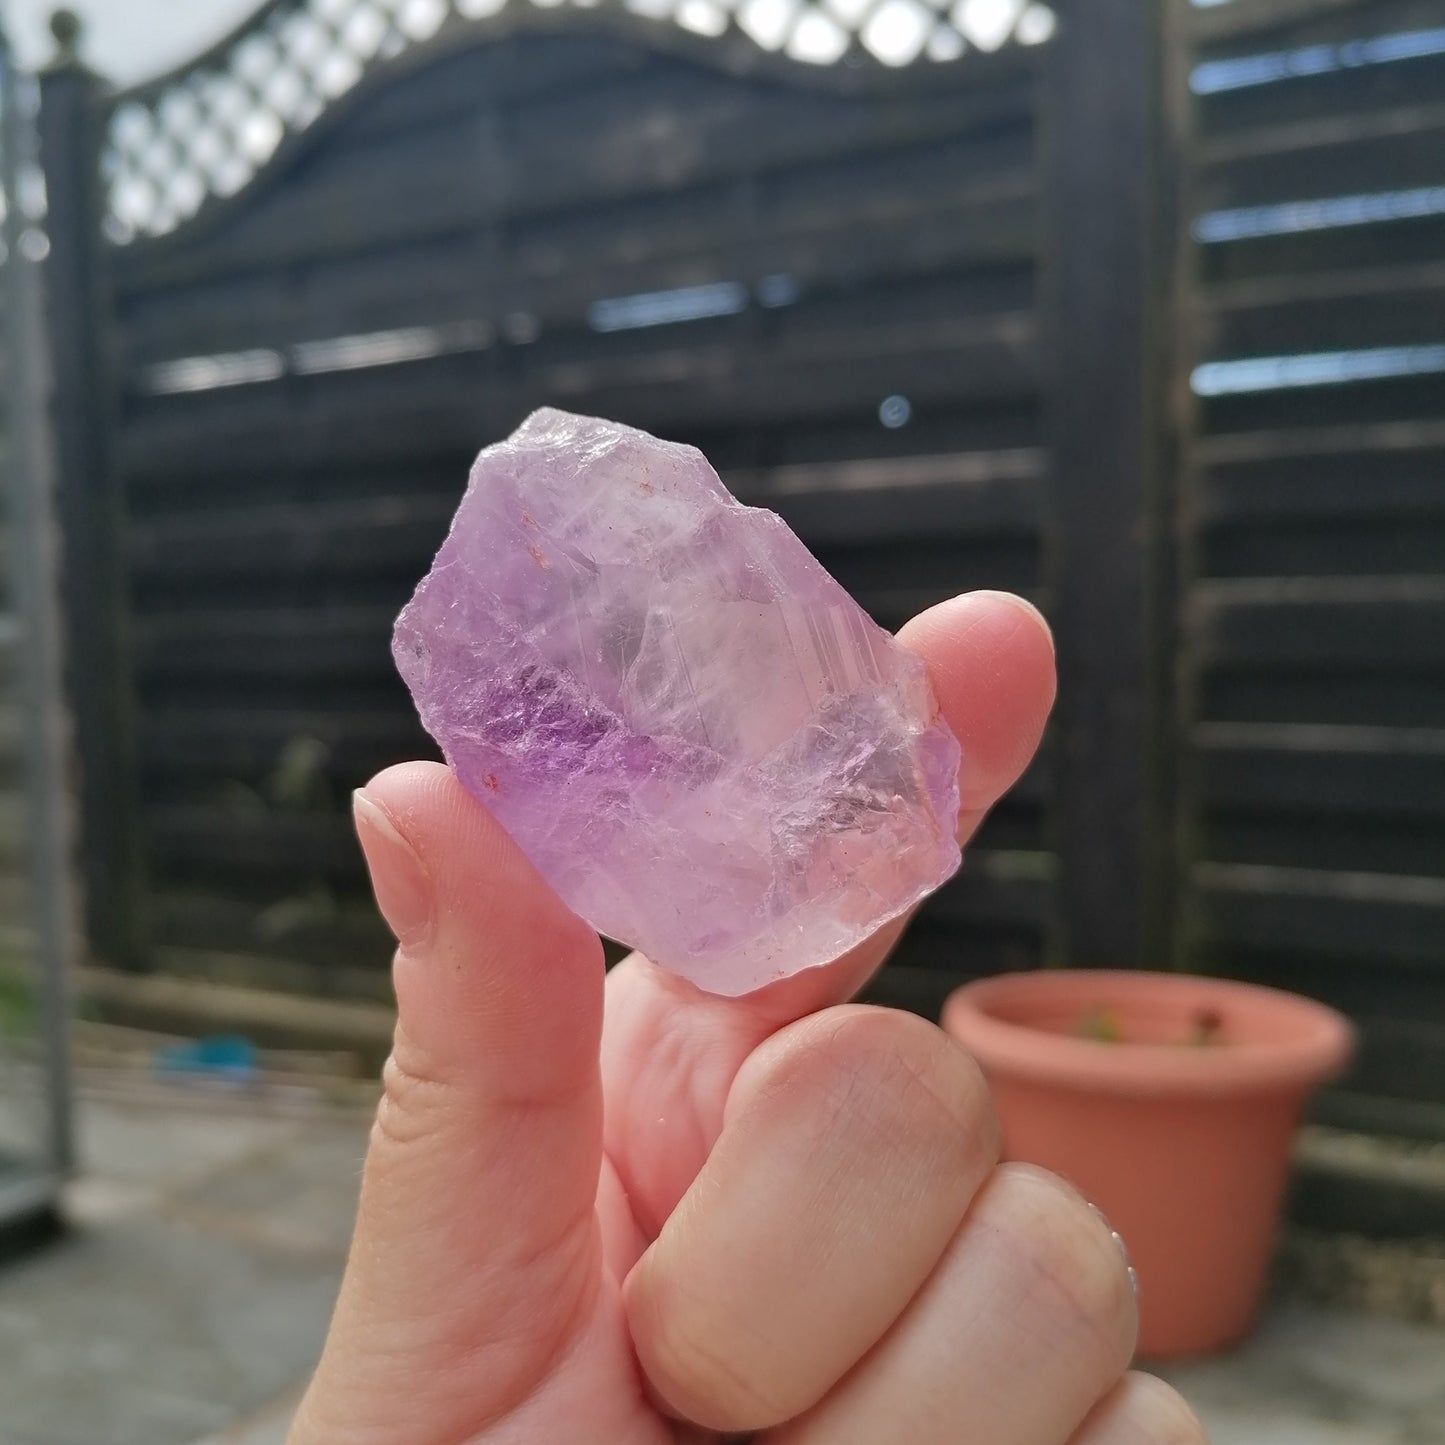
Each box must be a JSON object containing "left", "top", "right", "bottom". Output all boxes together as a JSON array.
[
  {"left": 712, "top": 587, "right": 1057, "bottom": 1022},
  {"left": 1068, "top": 1374, "right": 1210, "bottom": 1445},
  {"left": 771, "top": 1163, "right": 1139, "bottom": 1445},
  {"left": 296, "top": 762, "right": 607, "bottom": 1443},
  {"left": 897, "top": 589, "right": 1055, "bottom": 826},
  {"left": 361, "top": 762, "right": 604, "bottom": 1102},
  {"left": 625, "top": 1007, "right": 998, "bottom": 1433},
  {"left": 602, "top": 589, "right": 1055, "bottom": 1234}
]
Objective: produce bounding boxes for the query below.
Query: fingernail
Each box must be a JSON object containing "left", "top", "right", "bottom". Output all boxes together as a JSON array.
[
  {"left": 1087, "top": 1201, "right": 1137, "bottom": 1293},
  {"left": 353, "top": 790, "right": 434, "bottom": 948},
  {"left": 976, "top": 590, "right": 1054, "bottom": 656}
]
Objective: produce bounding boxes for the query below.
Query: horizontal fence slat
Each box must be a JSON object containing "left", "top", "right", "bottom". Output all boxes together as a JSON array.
[
  {"left": 139, "top": 806, "right": 1054, "bottom": 934},
  {"left": 133, "top": 607, "right": 397, "bottom": 680},
  {"left": 1201, "top": 214, "right": 1445, "bottom": 291},
  {"left": 1212, "top": 944, "right": 1445, "bottom": 1030},
  {"left": 1201, "top": 520, "right": 1445, "bottom": 579},
  {"left": 1322, "top": 1015, "right": 1445, "bottom": 1110},
  {"left": 1193, "top": 861, "right": 1445, "bottom": 967},
  {"left": 146, "top": 806, "right": 362, "bottom": 880},
  {"left": 1199, "top": 357, "right": 1445, "bottom": 427},
  {"left": 129, "top": 496, "right": 454, "bottom": 580},
  {"left": 1198, "top": 736, "right": 1445, "bottom": 817},
  {"left": 150, "top": 888, "right": 393, "bottom": 973},
  {"left": 1201, "top": 669, "right": 1445, "bottom": 731},
  {"left": 1197, "top": 47, "right": 1445, "bottom": 141},
  {"left": 117, "top": 328, "right": 1040, "bottom": 482},
  {"left": 114, "top": 54, "right": 1036, "bottom": 287},
  {"left": 1195, "top": 103, "right": 1445, "bottom": 211},
  {"left": 1202, "top": 810, "right": 1445, "bottom": 878},
  {"left": 130, "top": 547, "right": 1043, "bottom": 685},
  {"left": 1190, "top": 0, "right": 1396, "bottom": 42},
  {"left": 119, "top": 201, "right": 1037, "bottom": 364},
  {"left": 138, "top": 708, "right": 432, "bottom": 781},
  {"left": 1191, "top": 577, "right": 1445, "bottom": 664},
  {"left": 1199, "top": 422, "right": 1445, "bottom": 523},
  {"left": 127, "top": 453, "right": 1043, "bottom": 588},
  {"left": 1191, "top": 0, "right": 1445, "bottom": 47},
  {"left": 118, "top": 280, "right": 1039, "bottom": 399},
  {"left": 1198, "top": 260, "right": 1445, "bottom": 356}
]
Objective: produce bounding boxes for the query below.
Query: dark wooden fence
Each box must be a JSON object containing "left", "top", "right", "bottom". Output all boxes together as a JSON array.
[
  {"left": 1176, "top": 0, "right": 1445, "bottom": 1141},
  {"left": 30, "top": 0, "right": 1445, "bottom": 1146},
  {"left": 43, "top": 2, "right": 1075, "bottom": 1004}
]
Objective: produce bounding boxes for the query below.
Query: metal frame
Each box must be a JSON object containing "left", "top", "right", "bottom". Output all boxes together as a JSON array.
[{"left": 0, "top": 21, "right": 76, "bottom": 1247}]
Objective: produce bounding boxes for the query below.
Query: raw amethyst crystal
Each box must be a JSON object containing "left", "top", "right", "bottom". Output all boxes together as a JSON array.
[{"left": 393, "top": 408, "right": 960, "bottom": 995}]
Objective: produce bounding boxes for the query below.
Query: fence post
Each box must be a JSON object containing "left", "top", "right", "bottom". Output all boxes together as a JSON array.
[
  {"left": 36, "top": 11, "right": 147, "bottom": 972},
  {"left": 1040, "top": 2, "right": 1178, "bottom": 967}
]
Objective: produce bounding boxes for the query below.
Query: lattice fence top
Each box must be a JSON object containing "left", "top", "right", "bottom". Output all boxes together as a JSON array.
[
  {"left": 0, "top": 33, "right": 44, "bottom": 263},
  {"left": 102, "top": 0, "right": 1057, "bottom": 242}
]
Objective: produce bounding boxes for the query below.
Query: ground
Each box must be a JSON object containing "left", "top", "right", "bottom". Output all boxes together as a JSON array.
[{"left": 1, "top": 1081, "right": 1442, "bottom": 1445}]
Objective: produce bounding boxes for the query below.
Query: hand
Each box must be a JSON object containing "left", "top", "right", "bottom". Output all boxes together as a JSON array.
[{"left": 290, "top": 590, "right": 1206, "bottom": 1445}]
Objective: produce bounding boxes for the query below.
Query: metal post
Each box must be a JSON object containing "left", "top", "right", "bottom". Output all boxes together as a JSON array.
[
  {"left": 37, "top": 11, "right": 148, "bottom": 974},
  {"left": 2, "top": 25, "right": 76, "bottom": 1180}
]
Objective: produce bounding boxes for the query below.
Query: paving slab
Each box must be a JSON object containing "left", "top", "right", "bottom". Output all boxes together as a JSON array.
[
  {"left": 1, "top": 1085, "right": 1442, "bottom": 1445},
  {"left": 1160, "top": 1304, "right": 1445, "bottom": 1445},
  {"left": 0, "top": 1206, "right": 341, "bottom": 1445},
  {"left": 190, "top": 1391, "right": 302, "bottom": 1445},
  {"left": 76, "top": 1096, "right": 304, "bottom": 1196},
  {"left": 174, "top": 1120, "right": 368, "bottom": 1255}
]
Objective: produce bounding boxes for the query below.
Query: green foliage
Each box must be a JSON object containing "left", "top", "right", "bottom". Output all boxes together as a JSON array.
[
  {"left": 1076, "top": 1006, "right": 1123, "bottom": 1043},
  {"left": 0, "top": 968, "right": 36, "bottom": 1037},
  {"left": 1074, "top": 1004, "right": 1226, "bottom": 1046}
]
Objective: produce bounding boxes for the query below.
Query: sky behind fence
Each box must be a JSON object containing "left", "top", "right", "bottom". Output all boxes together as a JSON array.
[{"left": 6, "top": 0, "right": 257, "bottom": 83}]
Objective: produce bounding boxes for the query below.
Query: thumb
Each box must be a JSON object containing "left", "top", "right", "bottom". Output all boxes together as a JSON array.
[{"left": 294, "top": 761, "right": 607, "bottom": 1444}]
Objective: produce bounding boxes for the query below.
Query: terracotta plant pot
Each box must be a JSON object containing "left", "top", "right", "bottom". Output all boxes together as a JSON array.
[{"left": 942, "top": 970, "right": 1353, "bottom": 1358}]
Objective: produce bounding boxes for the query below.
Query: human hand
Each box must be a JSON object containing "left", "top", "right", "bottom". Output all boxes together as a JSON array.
[{"left": 289, "top": 590, "right": 1206, "bottom": 1445}]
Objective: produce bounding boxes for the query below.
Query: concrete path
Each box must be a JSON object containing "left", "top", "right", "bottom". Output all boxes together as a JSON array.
[{"left": 1, "top": 1084, "right": 1441, "bottom": 1444}]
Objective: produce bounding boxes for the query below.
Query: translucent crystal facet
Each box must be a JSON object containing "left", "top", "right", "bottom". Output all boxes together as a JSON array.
[{"left": 393, "top": 408, "right": 961, "bottom": 995}]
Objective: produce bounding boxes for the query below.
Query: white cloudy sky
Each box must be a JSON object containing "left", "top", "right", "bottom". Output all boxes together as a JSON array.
[
  {"left": 6, "top": 0, "right": 258, "bottom": 83},
  {"left": 3, "top": 0, "right": 1067, "bottom": 84}
]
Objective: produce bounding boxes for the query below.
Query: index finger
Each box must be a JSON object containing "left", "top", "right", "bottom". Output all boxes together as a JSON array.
[{"left": 600, "top": 589, "right": 1056, "bottom": 1236}]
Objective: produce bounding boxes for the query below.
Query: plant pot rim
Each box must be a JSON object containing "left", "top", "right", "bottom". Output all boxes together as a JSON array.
[{"left": 943, "top": 970, "right": 1354, "bottom": 1099}]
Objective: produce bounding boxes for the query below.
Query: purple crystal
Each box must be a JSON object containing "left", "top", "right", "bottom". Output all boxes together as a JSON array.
[{"left": 393, "top": 408, "right": 961, "bottom": 995}]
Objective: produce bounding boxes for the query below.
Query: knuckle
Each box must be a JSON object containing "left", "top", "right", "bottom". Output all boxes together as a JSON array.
[
  {"left": 787, "top": 1006, "right": 997, "bottom": 1163},
  {"left": 630, "top": 1267, "right": 789, "bottom": 1432},
  {"left": 371, "top": 1031, "right": 451, "bottom": 1150},
  {"left": 991, "top": 1163, "right": 1138, "bottom": 1364}
]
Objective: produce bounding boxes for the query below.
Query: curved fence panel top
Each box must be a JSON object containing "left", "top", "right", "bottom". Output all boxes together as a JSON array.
[{"left": 103, "top": 0, "right": 1057, "bottom": 241}]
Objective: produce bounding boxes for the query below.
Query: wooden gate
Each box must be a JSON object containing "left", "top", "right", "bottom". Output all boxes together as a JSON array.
[
  {"left": 40, "top": 1, "right": 1074, "bottom": 1013},
  {"left": 32, "top": 0, "right": 1445, "bottom": 1149}
]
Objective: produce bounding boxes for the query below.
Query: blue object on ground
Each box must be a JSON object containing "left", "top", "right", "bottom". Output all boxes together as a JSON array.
[{"left": 155, "top": 1034, "right": 258, "bottom": 1082}]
